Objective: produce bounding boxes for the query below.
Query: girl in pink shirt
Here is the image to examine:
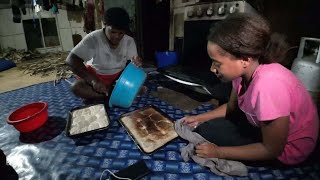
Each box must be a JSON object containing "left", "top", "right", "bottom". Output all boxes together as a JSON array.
[{"left": 182, "top": 13, "right": 319, "bottom": 165}]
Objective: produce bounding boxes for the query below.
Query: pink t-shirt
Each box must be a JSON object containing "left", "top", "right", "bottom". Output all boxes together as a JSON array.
[{"left": 233, "top": 63, "right": 319, "bottom": 165}]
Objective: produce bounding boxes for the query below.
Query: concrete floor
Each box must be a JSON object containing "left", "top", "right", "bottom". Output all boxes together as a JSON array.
[{"left": 0, "top": 67, "right": 56, "bottom": 93}]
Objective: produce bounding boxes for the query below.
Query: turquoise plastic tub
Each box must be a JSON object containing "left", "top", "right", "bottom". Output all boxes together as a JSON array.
[
  {"left": 108, "top": 62, "right": 147, "bottom": 108},
  {"left": 155, "top": 51, "right": 178, "bottom": 68}
]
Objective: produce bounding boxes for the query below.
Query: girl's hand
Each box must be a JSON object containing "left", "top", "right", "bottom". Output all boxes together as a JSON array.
[
  {"left": 182, "top": 115, "right": 203, "bottom": 128},
  {"left": 195, "top": 142, "right": 222, "bottom": 158},
  {"left": 132, "top": 56, "right": 142, "bottom": 67}
]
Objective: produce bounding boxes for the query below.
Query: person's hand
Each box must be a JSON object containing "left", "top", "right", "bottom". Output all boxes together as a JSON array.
[
  {"left": 132, "top": 55, "right": 142, "bottom": 67},
  {"left": 91, "top": 79, "right": 107, "bottom": 94},
  {"left": 196, "top": 142, "right": 222, "bottom": 158},
  {"left": 182, "top": 115, "right": 203, "bottom": 128}
]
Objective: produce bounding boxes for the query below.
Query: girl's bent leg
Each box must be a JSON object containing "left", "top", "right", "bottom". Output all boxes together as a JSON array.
[{"left": 194, "top": 117, "right": 262, "bottom": 146}]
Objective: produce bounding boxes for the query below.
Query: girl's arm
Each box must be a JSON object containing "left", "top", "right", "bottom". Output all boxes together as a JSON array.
[{"left": 194, "top": 88, "right": 239, "bottom": 122}]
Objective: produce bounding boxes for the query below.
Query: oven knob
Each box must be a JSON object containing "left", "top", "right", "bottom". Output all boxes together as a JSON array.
[
  {"left": 187, "top": 9, "right": 194, "bottom": 18},
  {"left": 218, "top": 5, "right": 225, "bottom": 15},
  {"left": 229, "top": 6, "right": 237, "bottom": 14},
  {"left": 196, "top": 7, "right": 203, "bottom": 17},
  {"left": 206, "top": 6, "right": 214, "bottom": 16}
]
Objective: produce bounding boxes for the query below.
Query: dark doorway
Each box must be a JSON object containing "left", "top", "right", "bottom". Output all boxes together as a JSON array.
[
  {"left": 23, "top": 19, "right": 43, "bottom": 49},
  {"left": 135, "top": 0, "right": 170, "bottom": 65},
  {"left": 23, "top": 18, "right": 60, "bottom": 50},
  {"left": 41, "top": 18, "right": 60, "bottom": 47}
]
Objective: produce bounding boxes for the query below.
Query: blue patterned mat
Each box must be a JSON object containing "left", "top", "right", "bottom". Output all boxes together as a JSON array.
[{"left": 0, "top": 77, "right": 319, "bottom": 180}]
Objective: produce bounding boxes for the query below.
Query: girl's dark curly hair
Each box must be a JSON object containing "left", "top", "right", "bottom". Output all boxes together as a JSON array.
[{"left": 207, "top": 13, "right": 289, "bottom": 64}]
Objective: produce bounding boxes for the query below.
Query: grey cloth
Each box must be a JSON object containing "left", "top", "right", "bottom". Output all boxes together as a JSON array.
[{"left": 174, "top": 119, "right": 248, "bottom": 176}]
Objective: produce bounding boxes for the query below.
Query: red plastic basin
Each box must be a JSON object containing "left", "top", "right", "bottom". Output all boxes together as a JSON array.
[{"left": 7, "top": 102, "right": 48, "bottom": 133}]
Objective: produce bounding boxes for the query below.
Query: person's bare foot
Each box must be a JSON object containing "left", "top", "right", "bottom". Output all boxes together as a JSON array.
[{"left": 138, "top": 86, "right": 148, "bottom": 96}]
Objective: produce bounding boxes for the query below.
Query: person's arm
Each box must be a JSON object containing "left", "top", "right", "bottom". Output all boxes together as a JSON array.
[
  {"left": 66, "top": 31, "right": 99, "bottom": 83},
  {"left": 218, "top": 116, "right": 289, "bottom": 161},
  {"left": 126, "top": 36, "right": 142, "bottom": 66},
  {"left": 66, "top": 53, "right": 107, "bottom": 93},
  {"left": 183, "top": 88, "right": 238, "bottom": 127},
  {"left": 66, "top": 53, "right": 98, "bottom": 84},
  {"left": 201, "top": 87, "right": 238, "bottom": 120},
  {"left": 131, "top": 55, "right": 142, "bottom": 67}
]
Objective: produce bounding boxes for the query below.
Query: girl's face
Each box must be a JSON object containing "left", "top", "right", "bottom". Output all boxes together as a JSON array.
[{"left": 207, "top": 42, "right": 245, "bottom": 82}]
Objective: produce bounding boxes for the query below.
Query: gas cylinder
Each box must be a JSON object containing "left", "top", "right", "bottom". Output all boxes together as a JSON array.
[{"left": 291, "top": 37, "right": 320, "bottom": 107}]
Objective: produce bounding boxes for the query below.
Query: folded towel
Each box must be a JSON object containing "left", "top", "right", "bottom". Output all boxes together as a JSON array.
[{"left": 175, "top": 119, "right": 248, "bottom": 176}]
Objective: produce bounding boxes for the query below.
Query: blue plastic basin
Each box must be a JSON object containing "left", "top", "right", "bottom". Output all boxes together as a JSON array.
[
  {"left": 108, "top": 62, "right": 147, "bottom": 108},
  {"left": 155, "top": 51, "right": 178, "bottom": 68}
]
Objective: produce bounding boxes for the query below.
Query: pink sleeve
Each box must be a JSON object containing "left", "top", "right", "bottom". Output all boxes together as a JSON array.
[{"left": 254, "top": 80, "right": 291, "bottom": 121}]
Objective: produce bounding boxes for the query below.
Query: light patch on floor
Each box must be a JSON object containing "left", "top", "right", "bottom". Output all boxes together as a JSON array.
[
  {"left": 0, "top": 67, "right": 56, "bottom": 93},
  {"left": 151, "top": 87, "right": 219, "bottom": 112}
]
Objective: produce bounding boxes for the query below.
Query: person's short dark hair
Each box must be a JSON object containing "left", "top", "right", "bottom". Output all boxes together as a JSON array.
[{"left": 104, "top": 7, "right": 130, "bottom": 32}]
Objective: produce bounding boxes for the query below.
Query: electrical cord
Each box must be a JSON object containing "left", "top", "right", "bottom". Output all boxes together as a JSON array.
[{"left": 100, "top": 168, "right": 132, "bottom": 180}]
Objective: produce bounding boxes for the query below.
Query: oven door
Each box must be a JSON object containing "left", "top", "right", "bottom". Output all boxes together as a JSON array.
[
  {"left": 182, "top": 20, "right": 219, "bottom": 72},
  {"left": 159, "top": 19, "right": 232, "bottom": 103}
]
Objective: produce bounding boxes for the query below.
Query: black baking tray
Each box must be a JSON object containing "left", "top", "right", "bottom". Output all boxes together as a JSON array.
[
  {"left": 65, "top": 104, "right": 110, "bottom": 138},
  {"left": 119, "top": 105, "right": 178, "bottom": 154}
]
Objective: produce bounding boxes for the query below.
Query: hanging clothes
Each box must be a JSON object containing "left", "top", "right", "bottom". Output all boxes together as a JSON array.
[
  {"left": 20, "top": 0, "right": 26, "bottom": 15},
  {"left": 51, "top": 3, "right": 59, "bottom": 14},
  {"left": 11, "top": 5, "right": 21, "bottom": 23},
  {"left": 42, "top": 0, "right": 51, "bottom": 11},
  {"left": 36, "top": 0, "right": 43, "bottom": 6},
  {"left": 11, "top": 0, "right": 26, "bottom": 23},
  {"left": 98, "top": 0, "right": 104, "bottom": 17},
  {"left": 83, "top": 0, "right": 95, "bottom": 33},
  {"left": 79, "top": 0, "right": 83, "bottom": 9},
  {"left": 51, "top": 0, "right": 59, "bottom": 14}
]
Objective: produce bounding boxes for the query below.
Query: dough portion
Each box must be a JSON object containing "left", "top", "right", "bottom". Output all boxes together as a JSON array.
[{"left": 69, "top": 104, "right": 109, "bottom": 135}]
